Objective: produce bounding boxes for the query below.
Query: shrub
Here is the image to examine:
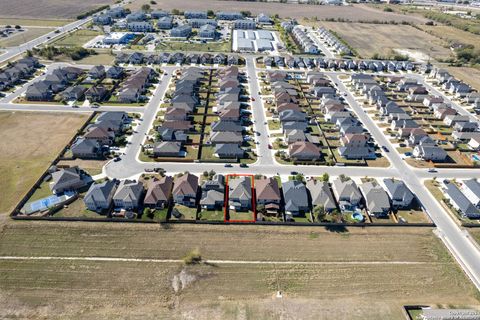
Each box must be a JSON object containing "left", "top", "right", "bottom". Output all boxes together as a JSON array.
[{"left": 183, "top": 249, "right": 202, "bottom": 265}]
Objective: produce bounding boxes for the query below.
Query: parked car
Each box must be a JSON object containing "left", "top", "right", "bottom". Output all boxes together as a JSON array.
[
  {"left": 240, "top": 163, "right": 248, "bottom": 168},
  {"left": 224, "top": 164, "right": 233, "bottom": 167},
  {"left": 428, "top": 168, "right": 437, "bottom": 173},
  {"left": 113, "top": 157, "right": 121, "bottom": 162}
]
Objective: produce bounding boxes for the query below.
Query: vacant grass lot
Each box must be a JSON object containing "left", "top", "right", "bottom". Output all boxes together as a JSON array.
[
  {"left": 0, "top": 112, "right": 89, "bottom": 215},
  {"left": 0, "top": 222, "right": 478, "bottom": 319},
  {"left": 0, "top": 18, "right": 72, "bottom": 27},
  {"left": 320, "top": 22, "right": 452, "bottom": 61},
  {"left": 0, "top": 27, "right": 54, "bottom": 48},
  {"left": 52, "top": 29, "right": 101, "bottom": 47}
]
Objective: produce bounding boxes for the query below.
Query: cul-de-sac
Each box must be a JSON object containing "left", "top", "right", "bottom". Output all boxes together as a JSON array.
[{"left": 1, "top": 0, "right": 480, "bottom": 319}]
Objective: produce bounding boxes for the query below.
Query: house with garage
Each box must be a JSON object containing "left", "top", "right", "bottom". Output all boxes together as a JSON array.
[
  {"left": 460, "top": 179, "right": 480, "bottom": 208},
  {"left": 144, "top": 176, "right": 173, "bottom": 209},
  {"left": 306, "top": 179, "right": 337, "bottom": 213},
  {"left": 71, "top": 137, "right": 102, "bottom": 159},
  {"left": 255, "top": 177, "right": 281, "bottom": 212},
  {"left": 332, "top": 177, "right": 362, "bottom": 212},
  {"left": 153, "top": 141, "right": 183, "bottom": 157},
  {"left": 173, "top": 173, "right": 199, "bottom": 207},
  {"left": 84, "top": 180, "right": 117, "bottom": 213},
  {"left": 228, "top": 176, "right": 252, "bottom": 211},
  {"left": 359, "top": 182, "right": 391, "bottom": 217},
  {"left": 288, "top": 141, "right": 321, "bottom": 161},
  {"left": 383, "top": 178, "right": 414, "bottom": 208},
  {"left": 413, "top": 145, "right": 448, "bottom": 162},
  {"left": 282, "top": 180, "right": 309, "bottom": 217},
  {"left": 113, "top": 180, "right": 144, "bottom": 210},
  {"left": 49, "top": 166, "right": 88, "bottom": 194},
  {"left": 443, "top": 181, "right": 480, "bottom": 219},
  {"left": 214, "top": 143, "right": 245, "bottom": 159}
]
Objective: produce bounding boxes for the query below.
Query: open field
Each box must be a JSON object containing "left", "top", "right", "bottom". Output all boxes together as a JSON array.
[
  {"left": 0, "top": 0, "right": 113, "bottom": 19},
  {"left": 417, "top": 24, "right": 480, "bottom": 48},
  {"left": 0, "top": 27, "right": 54, "bottom": 48},
  {"left": 0, "top": 112, "right": 89, "bottom": 215},
  {"left": 0, "top": 18, "right": 72, "bottom": 27},
  {"left": 128, "top": 1, "right": 426, "bottom": 22},
  {"left": 52, "top": 29, "right": 101, "bottom": 47},
  {"left": 445, "top": 66, "right": 480, "bottom": 92},
  {"left": 0, "top": 222, "right": 478, "bottom": 319},
  {"left": 471, "top": 229, "right": 480, "bottom": 246},
  {"left": 320, "top": 22, "right": 452, "bottom": 61}
]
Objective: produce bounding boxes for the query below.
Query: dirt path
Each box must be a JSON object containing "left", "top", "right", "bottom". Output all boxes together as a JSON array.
[{"left": 0, "top": 255, "right": 442, "bottom": 265}]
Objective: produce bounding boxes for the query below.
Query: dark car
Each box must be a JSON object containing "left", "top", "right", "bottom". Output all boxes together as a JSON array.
[
  {"left": 382, "top": 146, "right": 389, "bottom": 152},
  {"left": 239, "top": 163, "right": 248, "bottom": 168}
]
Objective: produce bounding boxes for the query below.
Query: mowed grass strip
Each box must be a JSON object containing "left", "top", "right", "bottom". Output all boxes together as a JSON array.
[
  {"left": 0, "top": 222, "right": 456, "bottom": 263},
  {"left": 0, "top": 112, "right": 90, "bottom": 214}
]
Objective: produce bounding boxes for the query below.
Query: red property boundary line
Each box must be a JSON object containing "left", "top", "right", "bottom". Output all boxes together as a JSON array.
[{"left": 224, "top": 174, "right": 256, "bottom": 223}]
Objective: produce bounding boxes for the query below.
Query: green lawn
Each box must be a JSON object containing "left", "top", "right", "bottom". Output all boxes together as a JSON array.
[
  {"left": 171, "top": 204, "right": 197, "bottom": 220},
  {"left": 27, "top": 181, "right": 53, "bottom": 202},
  {"left": 268, "top": 120, "right": 281, "bottom": 131},
  {"left": 227, "top": 210, "right": 255, "bottom": 221},
  {"left": 53, "top": 199, "right": 101, "bottom": 219},
  {"left": 53, "top": 29, "right": 101, "bottom": 47},
  {"left": 141, "top": 208, "right": 169, "bottom": 222},
  {"left": 198, "top": 209, "right": 225, "bottom": 221}
]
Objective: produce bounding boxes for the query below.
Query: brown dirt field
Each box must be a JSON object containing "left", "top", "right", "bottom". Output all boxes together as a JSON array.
[
  {"left": 0, "top": 0, "right": 113, "bottom": 19},
  {"left": 0, "top": 112, "right": 89, "bottom": 215},
  {"left": 321, "top": 22, "right": 452, "bottom": 60},
  {"left": 446, "top": 66, "right": 480, "bottom": 92},
  {"left": 0, "top": 222, "right": 478, "bottom": 319},
  {"left": 129, "top": 0, "right": 426, "bottom": 22}
]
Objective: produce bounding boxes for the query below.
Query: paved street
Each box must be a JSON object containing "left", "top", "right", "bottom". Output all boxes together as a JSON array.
[
  {"left": 332, "top": 74, "right": 480, "bottom": 290},
  {"left": 1, "top": 56, "right": 480, "bottom": 290}
]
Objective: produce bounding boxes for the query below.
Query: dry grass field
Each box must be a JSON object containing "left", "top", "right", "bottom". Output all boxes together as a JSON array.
[
  {"left": 0, "top": 18, "right": 72, "bottom": 27},
  {"left": 0, "top": 0, "right": 113, "bottom": 19},
  {"left": 0, "top": 222, "right": 478, "bottom": 319},
  {"left": 446, "top": 66, "right": 480, "bottom": 92},
  {"left": 320, "top": 22, "right": 452, "bottom": 61},
  {"left": 418, "top": 25, "right": 480, "bottom": 48},
  {"left": 129, "top": 1, "right": 426, "bottom": 22},
  {"left": 0, "top": 112, "right": 89, "bottom": 215},
  {"left": 0, "top": 28, "right": 54, "bottom": 48}
]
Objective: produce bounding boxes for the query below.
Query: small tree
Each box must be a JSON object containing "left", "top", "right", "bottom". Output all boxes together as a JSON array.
[
  {"left": 203, "top": 171, "right": 209, "bottom": 177},
  {"left": 320, "top": 173, "right": 329, "bottom": 182},
  {"left": 141, "top": 4, "right": 151, "bottom": 12},
  {"left": 183, "top": 249, "right": 202, "bottom": 265},
  {"left": 313, "top": 205, "right": 325, "bottom": 221}
]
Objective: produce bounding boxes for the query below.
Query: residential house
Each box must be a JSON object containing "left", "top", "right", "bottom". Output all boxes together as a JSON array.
[
  {"left": 172, "top": 173, "right": 199, "bottom": 207},
  {"left": 85, "top": 86, "right": 108, "bottom": 102},
  {"left": 359, "top": 182, "right": 391, "bottom": 217},
  {"left": 71, "top": 137, "right": 101, "bottom": 159},
  {"left": 153, "top": 141, "right": 182, "bottom": 157},
  {"left": 255, "top": 177, "right": 281, "bottom": 211},
  {"left": 170, "top": 25, "right": 192, "bottom": 38},
  {"left": 84, "top": 180, "right": 117, "bottom": 213},
  {"left": 49, "top": 167, "right": 88, "bottom": 194},
  {"left": 413, "top": 145, "right": 448, "bottom": 161},
  {"left": 443, "top": 182, "right": 480, "bottom": 218},
  {"left": 306, "top": 179, "right": 337, "bottom": 212},
  {"left": 288, "top": 141, "right": 321, "bottom": 161},
  {"left": 383, "top": 178, "right": 414, "bottom": 208},
  {"left": 460, "top": 179, "right": 480, "bottom": 208},
  {"left": 228, "top": 176, "right": 252, "bottom": 211},
  {"left": 332, "top": 177, "right": 362, "bottom": 211},
  {"left": 214, "top": 143, "right": 244, "bottom": 159},
  {"left": 89, "top": 65, "right": 106, "bottom": 79},
  {"left": 113, "top": 180, "right": 144, "bottom": 210},
  {"left": 144, "top": 176, "right": 174, "bottom": 209},
  {"left": 282, "top": 180, "right": 309, "bottom": 217}
]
